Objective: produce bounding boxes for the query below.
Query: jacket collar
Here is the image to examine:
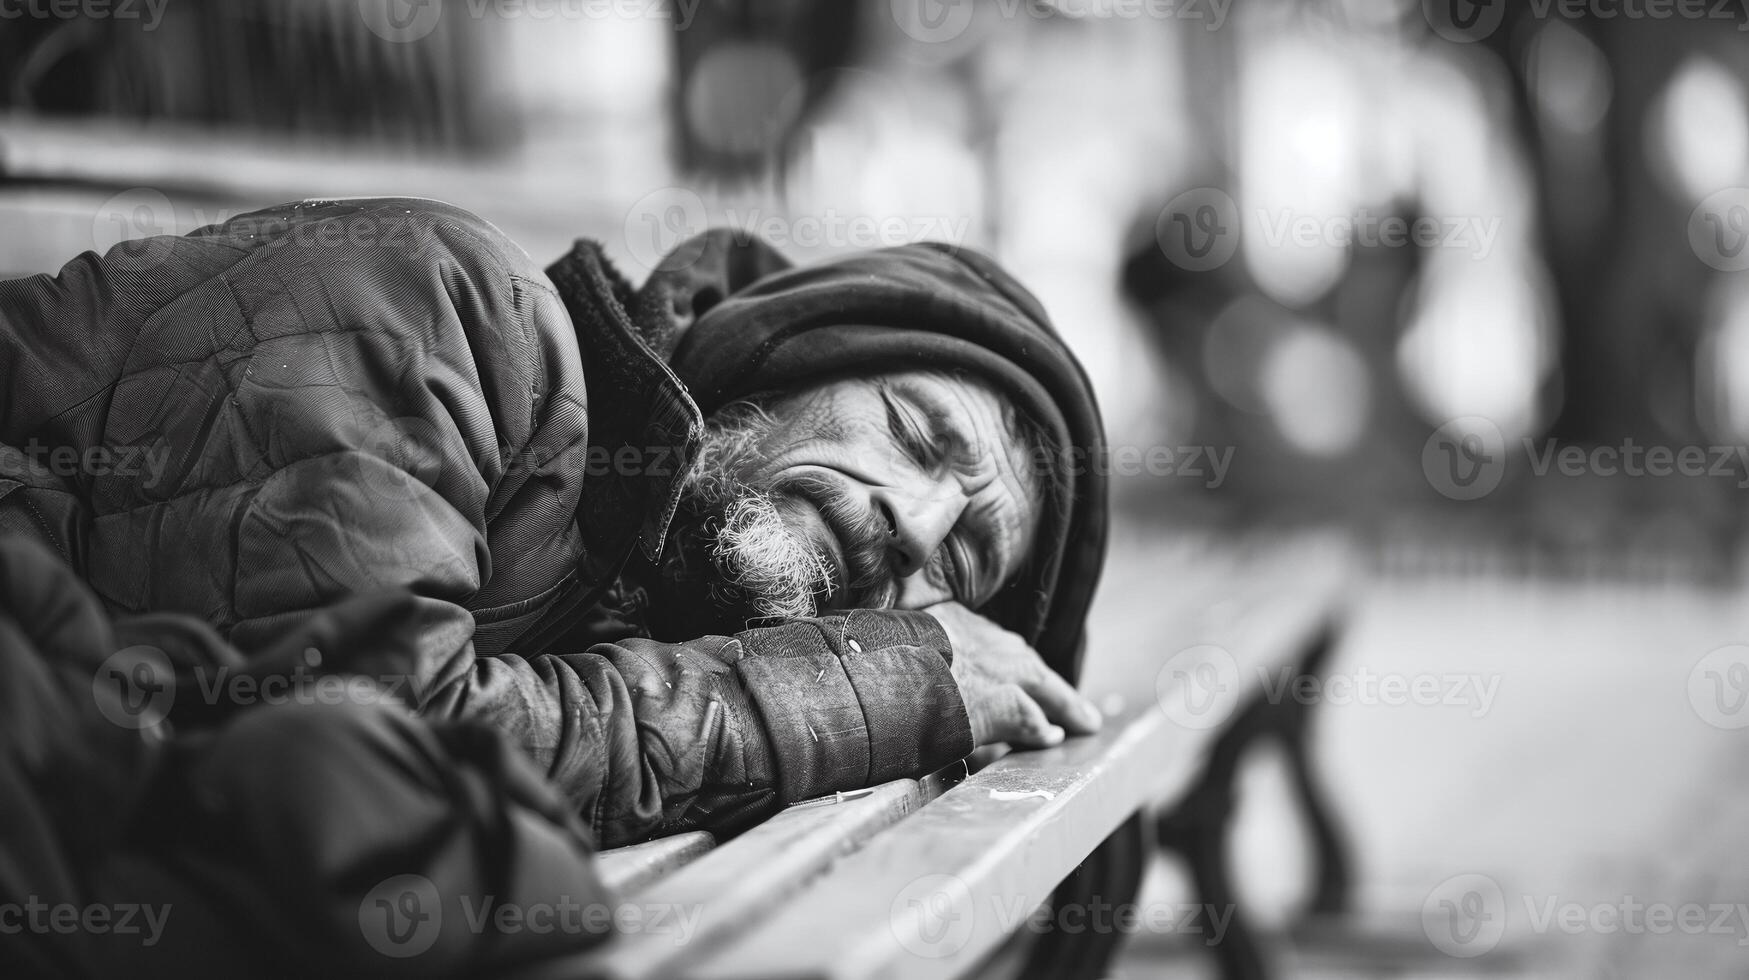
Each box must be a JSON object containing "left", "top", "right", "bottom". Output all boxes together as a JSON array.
[{"left": 543, "top": 242, "right": 702, "bottom": 572}]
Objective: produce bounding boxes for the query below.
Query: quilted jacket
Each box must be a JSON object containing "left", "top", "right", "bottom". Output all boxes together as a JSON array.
[
  {"left": 0, "top": 534, "right": 614, "bottom": 978},
  {"left": 0, "top": 198, "right": 972, "bottom": 846}
]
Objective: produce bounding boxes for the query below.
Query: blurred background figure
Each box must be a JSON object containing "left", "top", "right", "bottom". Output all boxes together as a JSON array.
[{"left": 4, "top": 1, "right": 1749, "bottom": 976}]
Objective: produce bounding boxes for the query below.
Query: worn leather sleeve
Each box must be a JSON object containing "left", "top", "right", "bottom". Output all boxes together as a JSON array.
[
  {"left": 732, "top": 609, "right": 973, "bottom": 803},
  {"left": 421, "top": 608, "right": 972, "bottom": 847}
]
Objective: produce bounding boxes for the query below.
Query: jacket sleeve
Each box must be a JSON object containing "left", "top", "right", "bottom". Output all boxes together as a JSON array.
[
  {"left": 422, "top": 607, "right": 973, "bottom": 846},
  {"left": 222, "top": 458, "right": 971, "bottom": 846}
]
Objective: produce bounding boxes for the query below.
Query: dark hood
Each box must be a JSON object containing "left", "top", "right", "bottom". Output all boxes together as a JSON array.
[{"left": 629, "top": 231, "right": 1109, "bottom": 684}]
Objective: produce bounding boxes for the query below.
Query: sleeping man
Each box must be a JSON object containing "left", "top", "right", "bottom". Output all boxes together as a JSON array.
[{"left": 0, "top": 199, "right": 1109, "bottom": 976}]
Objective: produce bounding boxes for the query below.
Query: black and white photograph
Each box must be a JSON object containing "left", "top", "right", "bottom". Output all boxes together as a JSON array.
[{"left": 3, "top": 1, "right": 1749, "bottom": 977}]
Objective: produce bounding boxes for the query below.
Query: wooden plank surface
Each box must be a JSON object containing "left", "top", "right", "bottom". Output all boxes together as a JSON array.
[
  {"left": 571, "top": 766, "right": 965, "bottom": 980},
  {"left": 681, "top": 554, "right": 1348, "bottom": 980},
  {"left": 596, "top": 832, "right": 716, "bottom": 895}
]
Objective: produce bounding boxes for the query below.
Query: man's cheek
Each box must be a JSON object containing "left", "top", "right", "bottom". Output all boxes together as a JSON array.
[{"left": 891, "top": 568, "right": 951, "bottom": 611}]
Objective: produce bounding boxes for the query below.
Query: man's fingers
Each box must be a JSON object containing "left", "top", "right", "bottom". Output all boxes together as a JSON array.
[
  {"left": 932, "top": 598, "right": 1101, "bottom": 746},
  {"left": 1020, "top": 667, "right": 1104, "bottom": 735},
  {"left": 998, "top": 685, "right": 1064, "bottom": 749}
]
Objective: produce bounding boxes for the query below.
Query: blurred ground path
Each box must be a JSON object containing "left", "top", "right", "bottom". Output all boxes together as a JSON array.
[{"left": 1081, "top": 518, "right": 1749, "bottom": 979}]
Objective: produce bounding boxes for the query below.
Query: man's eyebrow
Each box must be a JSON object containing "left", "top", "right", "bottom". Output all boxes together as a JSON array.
[{"left": 890, "top": 380, "right": 977, "bottom": 457}]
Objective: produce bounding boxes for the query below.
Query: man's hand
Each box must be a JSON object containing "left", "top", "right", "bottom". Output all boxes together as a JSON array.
[{"left": 926, "top": 602, "right": 1103, "bottom": 749}]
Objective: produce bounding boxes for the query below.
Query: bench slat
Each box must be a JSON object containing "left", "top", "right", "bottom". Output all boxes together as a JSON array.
[
  {"left": 596, "top": 831, "right": 716, "bottom": 895},
  {"left": 577, "top": 769, "right": 959, "bottom": 980},
  {"left": 681, "top": 579, "right": 1341, "bottom": 980}
]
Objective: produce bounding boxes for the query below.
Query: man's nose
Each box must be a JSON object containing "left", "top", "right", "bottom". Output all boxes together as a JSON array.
[{"left": 870, "top": 486, "right": 966, "bottom": 578}]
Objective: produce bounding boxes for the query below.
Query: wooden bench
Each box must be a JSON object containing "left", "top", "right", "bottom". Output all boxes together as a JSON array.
[{"left": 554, "top": 542, "right": 1352, "bottom": 980}]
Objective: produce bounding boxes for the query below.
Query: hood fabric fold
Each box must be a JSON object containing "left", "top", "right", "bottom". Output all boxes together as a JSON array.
[{"left": 634, "top": 231, "right": 1109, "bottom": 683}]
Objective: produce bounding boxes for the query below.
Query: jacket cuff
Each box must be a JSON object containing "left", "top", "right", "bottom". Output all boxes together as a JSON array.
[{"left": 734, "top": 609, "right": 973, "bottom": 803}]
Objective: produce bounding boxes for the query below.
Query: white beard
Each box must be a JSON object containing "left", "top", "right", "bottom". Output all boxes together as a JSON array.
[
  {"left": 678, "top": 401, "right": 831, "bottom": 622},
  {"left": 710, "top": 491, "right": 831, "bottom": 621}
]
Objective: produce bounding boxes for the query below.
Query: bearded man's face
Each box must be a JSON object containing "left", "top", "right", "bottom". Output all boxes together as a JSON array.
[{"left": 652, "top": 369, "right": 1043, "bottom": 635}]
